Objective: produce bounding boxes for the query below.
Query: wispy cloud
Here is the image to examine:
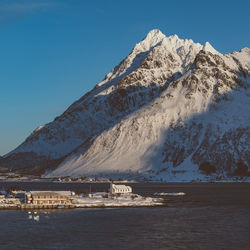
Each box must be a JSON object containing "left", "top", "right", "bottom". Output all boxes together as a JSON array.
[{"left": 0, "top": 0, "right": 65, "bottom": 24}]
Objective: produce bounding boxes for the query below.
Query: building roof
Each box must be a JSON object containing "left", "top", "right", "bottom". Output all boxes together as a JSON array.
[
  {"left": 112, "top": 184, "right": 132, "bottom": 190},
  {"left": 28, "top": 191, "right": 72, "bottom": 196}
]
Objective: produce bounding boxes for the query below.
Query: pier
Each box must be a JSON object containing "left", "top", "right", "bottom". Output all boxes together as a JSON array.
[{"left": 19, "top": 204, "right": 75, "bottom": 209}]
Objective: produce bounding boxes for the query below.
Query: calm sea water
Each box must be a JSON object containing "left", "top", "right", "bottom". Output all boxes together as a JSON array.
[{"left": 0, "top": 182, "right": 249, "bottom": 250}]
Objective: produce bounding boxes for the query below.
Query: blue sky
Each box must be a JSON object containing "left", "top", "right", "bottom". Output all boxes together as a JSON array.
[{"left": 0, "top": 0, "right": 249, "bottom": 156}]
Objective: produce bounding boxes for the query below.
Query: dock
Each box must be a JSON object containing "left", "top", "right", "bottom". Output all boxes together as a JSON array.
[{"left": 19, "top": 204, "right": 76, "bottom": 209}]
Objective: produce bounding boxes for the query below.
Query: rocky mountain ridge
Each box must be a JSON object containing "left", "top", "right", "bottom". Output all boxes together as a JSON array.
[{"left": 1, "top": 29, "right": 249, "bottom": 181}]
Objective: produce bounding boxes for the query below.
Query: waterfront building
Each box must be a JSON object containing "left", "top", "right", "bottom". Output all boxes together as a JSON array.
[
  {"left": 25, "top": 191, "right": 74, "bottom": 205},
  {"left": 109, "top": 183, "right": 132, "bottom": 195}
]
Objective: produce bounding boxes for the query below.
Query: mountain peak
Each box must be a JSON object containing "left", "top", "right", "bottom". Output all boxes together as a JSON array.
[
  {"left": 203, "top": 41, "right": 220, "bottom": 55},
  {"left": 146, "top": 29, "right": 165, "bottom": 37},
  {"left": 134, "top": 29, "right": 166, "bottom": 52}
]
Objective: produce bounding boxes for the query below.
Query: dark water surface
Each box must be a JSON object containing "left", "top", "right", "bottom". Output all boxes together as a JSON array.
[{"left": 0, "top": 182, "right": 249, "bottom": 250}]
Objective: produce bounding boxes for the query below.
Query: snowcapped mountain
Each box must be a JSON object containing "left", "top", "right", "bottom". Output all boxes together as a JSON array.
[{"left": 2, "top": 29, "right": 250, "bottom": 181}]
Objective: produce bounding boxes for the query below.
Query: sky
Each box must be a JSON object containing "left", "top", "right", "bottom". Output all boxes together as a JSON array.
[{"left": 0, "top": 0, "right": 249, "bottom": 156}]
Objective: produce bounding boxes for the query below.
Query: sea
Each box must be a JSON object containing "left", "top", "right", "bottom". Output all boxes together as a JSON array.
[{"left": 0, "top": 182, "right": 249, "bottom": 250}]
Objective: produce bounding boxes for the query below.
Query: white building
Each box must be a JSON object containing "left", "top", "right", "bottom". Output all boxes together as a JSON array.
[{"left": 109, "top": 183, "right": 132, "bottom": 195}]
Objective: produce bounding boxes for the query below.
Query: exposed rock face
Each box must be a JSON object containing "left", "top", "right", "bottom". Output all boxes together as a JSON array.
[{"left": 3, "top": 29, "right": 250, "bottom": 180}]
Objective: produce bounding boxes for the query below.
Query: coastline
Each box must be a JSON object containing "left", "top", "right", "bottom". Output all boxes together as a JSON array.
[{"left": 0, "top": 195, "right": 165, "bottom": 210}]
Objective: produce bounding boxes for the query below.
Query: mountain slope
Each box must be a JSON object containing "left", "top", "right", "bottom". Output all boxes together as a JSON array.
[
  {"left": 48, "top": 50, "right": 250, "bottom": 180},
  {"left": 2, "top": 30, "right": 250, "bottom": 180}
]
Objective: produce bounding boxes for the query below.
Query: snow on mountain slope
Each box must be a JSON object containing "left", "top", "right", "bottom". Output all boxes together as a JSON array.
[
  {"left": 3, "top": 30, "right": 206, "bottom": 164},
  {"left": 2, "top": 29, "right": 250, "bottom": 180},
  {"left": 47, "top": 49, "right": 250, "bottom": 179},
  {"left": 231, "top": 48, "right": 250, "bottom": 68}
]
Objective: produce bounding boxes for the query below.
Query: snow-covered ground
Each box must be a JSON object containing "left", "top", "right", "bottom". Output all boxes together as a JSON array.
[
  {"left": 0, "top": 192, "right": 165, "bottom": 209},
  {"left": 73, "top": 193, "right": 164, "bottom": 208},
  {"left": 0, "top": 198, "right": 20, "bottom": 208}
]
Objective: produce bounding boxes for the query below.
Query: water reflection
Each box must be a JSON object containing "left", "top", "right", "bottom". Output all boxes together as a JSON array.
[{"left": 27, "top": 211, "right": 40, "bottom": 221}]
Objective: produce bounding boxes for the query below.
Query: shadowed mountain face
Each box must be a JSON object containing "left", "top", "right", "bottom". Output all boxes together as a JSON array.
[{"left": 2, "top": 29, "right": 250, "bottom": 180}]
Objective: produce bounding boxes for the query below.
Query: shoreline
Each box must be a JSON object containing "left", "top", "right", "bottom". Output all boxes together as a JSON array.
[
  {"left": 0, "top": 201, "right": 166, "bottom": 210},
  {"left": 1, "top": 178, "right": 250, "bottom": 183},
  {"left": 0, "top": 204, "right": 166, "bottom": 210}
]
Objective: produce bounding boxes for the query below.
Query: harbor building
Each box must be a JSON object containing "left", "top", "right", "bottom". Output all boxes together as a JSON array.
[
  {"left": 25, "top": 191, "right": 74, "bottom": 205},
  {"left": 109, "top": 183, "right": 132, "bottom": 195}
]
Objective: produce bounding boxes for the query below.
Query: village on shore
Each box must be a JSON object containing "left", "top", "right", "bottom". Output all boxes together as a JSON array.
[
  {"left": 1, "top": 170, "right": 249, "bottom": 183},
  {"left": 0, "top": 171, "right": 139, "bottom": 183},
  {"left": 0, "top": 183, "right": 165, "bottom": 209}
]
